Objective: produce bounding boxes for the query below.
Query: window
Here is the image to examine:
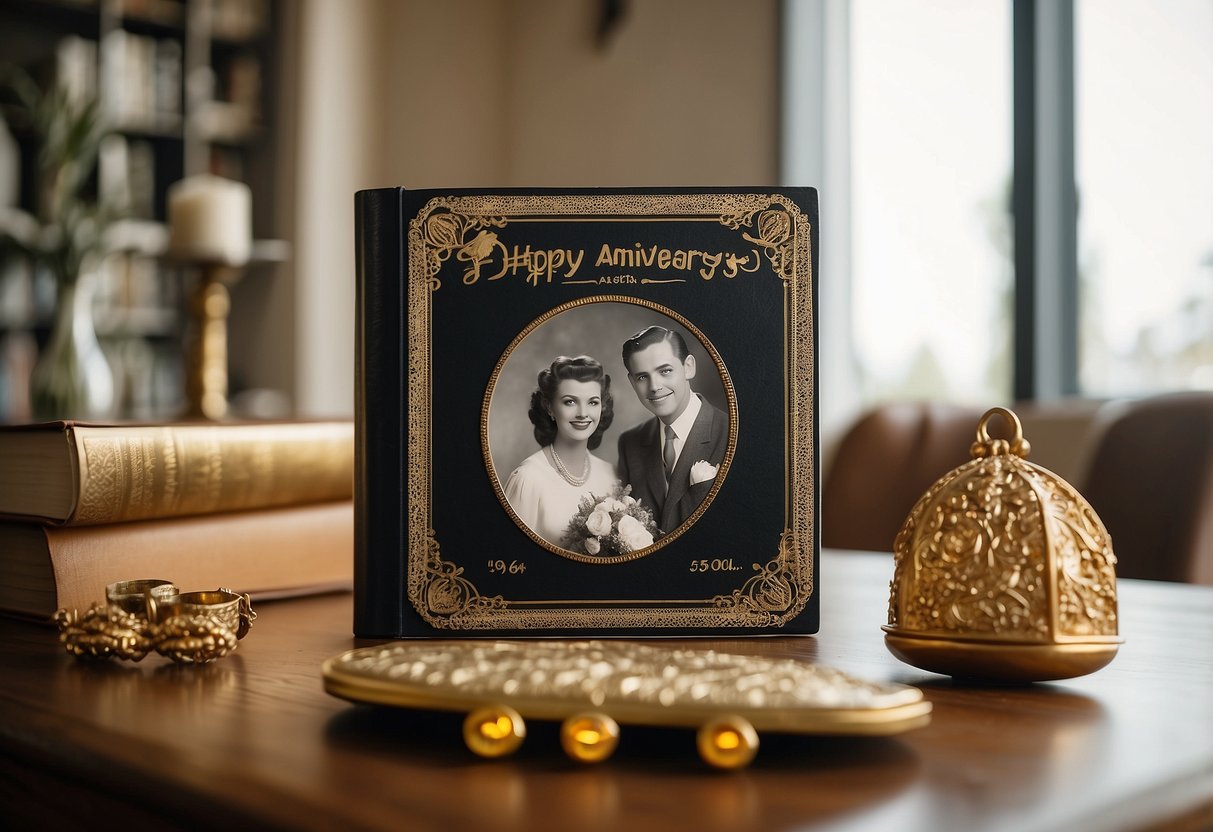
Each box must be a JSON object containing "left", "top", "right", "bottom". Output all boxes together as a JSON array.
[
  {"left": 850, "top": 0, "right": 1012, "bottom": 405},
  {"left": 786, "top": 0, "right": 1213, "bottom": 410},
  {"left": 1075, "top": 0, "right": 1213, "bottom": 395}
]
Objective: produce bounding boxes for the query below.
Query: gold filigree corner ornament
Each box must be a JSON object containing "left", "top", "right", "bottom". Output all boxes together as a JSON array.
[
  {"left": 712, "top": 532, "right": 804, "bottom": 626},
  {"left": 419, "top": 531, "right": 506, "bottom": 625},
  {"left": 715, "top": 200, "right": 803, "bottom": 283},
  {"left": 418, "top": 207, "right": 509, "bottom": 289},
  {"left": 884, "top": 407, "right": 1122, "bottom": 683}
]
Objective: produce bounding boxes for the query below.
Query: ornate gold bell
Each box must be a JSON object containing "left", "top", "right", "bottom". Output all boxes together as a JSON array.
[{"left": 883, "top": 407, "right": 1122, "bottom": 682}]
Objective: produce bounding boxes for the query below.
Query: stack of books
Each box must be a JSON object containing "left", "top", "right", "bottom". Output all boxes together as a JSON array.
[{"left": 0, "top": 421, "right": 354, "bottom": 619}]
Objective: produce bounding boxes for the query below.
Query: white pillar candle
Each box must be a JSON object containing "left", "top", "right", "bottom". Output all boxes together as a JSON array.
[{"left": 167, "top": 174, "right": 252, "bottom": 265}]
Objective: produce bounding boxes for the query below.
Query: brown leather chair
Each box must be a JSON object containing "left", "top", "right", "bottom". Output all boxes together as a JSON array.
[
  {"left": 822, "top": 402, "right": 984, "bottom": 552},
  {"left": 1082, "top": 393, "right": 1213, "bottom": 585}
]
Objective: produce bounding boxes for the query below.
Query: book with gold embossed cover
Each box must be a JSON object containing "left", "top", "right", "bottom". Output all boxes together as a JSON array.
[
  {"left": 0, "top": 421, "right": 354, "bottom": 525},
  {"left": 355, "top": 187, "right": 818, "bottom": 637}
]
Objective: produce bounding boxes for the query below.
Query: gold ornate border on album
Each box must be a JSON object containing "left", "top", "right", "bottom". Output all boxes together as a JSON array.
[{"left": 355, "top": 188, "right": 819, "bottom": 636}]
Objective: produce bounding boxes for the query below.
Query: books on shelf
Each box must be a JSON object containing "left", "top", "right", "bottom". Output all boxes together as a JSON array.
[
  {"left": 54, "top": 36, "right": 98, "bottom": 111},
  {"left": 0, "top": 420, "right": 353, "bottom": 525},
  {"left": 101, "top": 29, "right": 183, "bottom": 132},
  {"left": 100, "top": 136, "right": 158, "bottom": 221},
  {"left": 0, "top": 501, "right": 353, "bottom": 619},
  {"left": 211, "top": 0, "right": 270, "bottom": 42}
]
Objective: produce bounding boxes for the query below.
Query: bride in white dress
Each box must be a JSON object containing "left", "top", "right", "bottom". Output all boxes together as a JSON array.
[{"left": 504, "top": 355, "right": 618, "bottom": 547}]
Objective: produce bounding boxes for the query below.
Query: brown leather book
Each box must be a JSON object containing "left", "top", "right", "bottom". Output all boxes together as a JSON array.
[
  {"left": 0, "top": 501, "right": 353, "bottom": 619},
  {"left": 0, "top": 421, "right": 353, "bottom": 525}
]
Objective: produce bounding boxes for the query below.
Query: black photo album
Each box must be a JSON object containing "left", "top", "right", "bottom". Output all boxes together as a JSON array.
[{"left": 355, "top": 187, "right": 819, "bottom": 637}]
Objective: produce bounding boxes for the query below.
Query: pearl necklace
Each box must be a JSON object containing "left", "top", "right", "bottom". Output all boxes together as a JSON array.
[{"left": 550, "top": 445, "right": 590, "bottom": 487}]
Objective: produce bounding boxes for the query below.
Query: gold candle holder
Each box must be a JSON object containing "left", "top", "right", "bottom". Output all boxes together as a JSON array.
[
  {"left": 883, "top": 407, "right": 1122, "bottom": 682},
  {"left": 183, "top": 264, "right": 241, "bottom": 421},
  {"left": 167, "top": 173, "right": 253, "bottom": 422}
]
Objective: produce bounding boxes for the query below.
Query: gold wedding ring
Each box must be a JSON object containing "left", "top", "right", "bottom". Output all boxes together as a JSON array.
[
  {"left": 154, "top": 588, "right": 252, "bottom": 635},
  {"left": 106, "top": 579, "right": 178, "bottom": 623},
  {"left": 152, "top": 588, "right": 257, "bottom": 664}
]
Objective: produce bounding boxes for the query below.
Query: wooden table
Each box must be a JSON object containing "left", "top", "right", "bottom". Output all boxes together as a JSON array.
[{"left": 2, "top": 551, "right": 1211, "bottom": 831}]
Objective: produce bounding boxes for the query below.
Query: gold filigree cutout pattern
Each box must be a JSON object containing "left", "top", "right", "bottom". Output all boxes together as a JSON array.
[
  {"left": 405, "top": 193, "right": 815, "bottom": 630},
  {"left": 893, "top": 457, "right": 1051, "bottom": 639},
  {"left": 1040, "top": 476, "right": 1118, "bottom": 636},
  {"left": 890, "top": 444, "right": 1118, "bottom": 641}
]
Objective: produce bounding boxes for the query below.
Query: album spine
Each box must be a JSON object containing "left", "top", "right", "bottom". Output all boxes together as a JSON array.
[{"left": 354, "top": 188, "right": 406, "bottom": 637}]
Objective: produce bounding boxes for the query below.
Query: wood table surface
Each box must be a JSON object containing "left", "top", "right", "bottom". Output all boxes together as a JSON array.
[{"left": 2, "top": 551, "right": 1211, "bottom": 832}]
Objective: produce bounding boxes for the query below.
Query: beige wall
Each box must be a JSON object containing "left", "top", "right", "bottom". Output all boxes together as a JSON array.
[
  {"left": 502, "top": 0, "right": 779, "bottom": 186},
  {"left": 374, "top": 0, "right": 510, "bottom": 188},
  {"left": 283, "top": 0, "right": 780, "bottom": 416}
]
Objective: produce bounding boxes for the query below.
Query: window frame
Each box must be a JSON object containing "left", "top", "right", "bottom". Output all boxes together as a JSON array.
[
  {"left": 1013, "top": 0, "right": 1079, "bottom": 400},
  {"left": 782, "top": 0, "right": 1084, "bottom": 404}
]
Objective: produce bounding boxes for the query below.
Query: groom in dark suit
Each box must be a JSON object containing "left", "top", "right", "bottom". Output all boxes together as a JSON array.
[{"left": 617, "top": 326, "right": 728, "bottom": 536}]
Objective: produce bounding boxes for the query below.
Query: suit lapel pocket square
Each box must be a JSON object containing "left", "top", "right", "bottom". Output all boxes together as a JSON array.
[{"left": 689, "top": 460, "right": 718, "bottom": 486}]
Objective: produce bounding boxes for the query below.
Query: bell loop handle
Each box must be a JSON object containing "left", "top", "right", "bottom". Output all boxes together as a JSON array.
[{"left": 971, "top": 407, "right": 1031, "bottom": 459}]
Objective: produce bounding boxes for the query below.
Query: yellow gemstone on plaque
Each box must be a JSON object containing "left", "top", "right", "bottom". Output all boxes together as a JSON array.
[
  {"left": 697, "top": 716, "right": 759, "bottom": 769},
  {"left": 463, "top": 705, "right": 526, "bottom": 758},
  {"left": 560, "top": 712, "right": 620, "bottom": 763}
]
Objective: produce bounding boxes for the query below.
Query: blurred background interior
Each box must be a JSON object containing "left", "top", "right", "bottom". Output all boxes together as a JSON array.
[{"left": 0, "top": 0, "right": 1210, "bottom": 576}]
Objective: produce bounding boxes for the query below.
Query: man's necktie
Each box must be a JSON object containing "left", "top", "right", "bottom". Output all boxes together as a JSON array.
[{"left": 663, "top": 424, "right": 677, "bottom": 480}]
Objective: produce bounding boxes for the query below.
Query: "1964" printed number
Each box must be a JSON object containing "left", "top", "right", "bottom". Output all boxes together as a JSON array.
[{"left": 488, "top": 559, "right": 527, "bottom": 575}]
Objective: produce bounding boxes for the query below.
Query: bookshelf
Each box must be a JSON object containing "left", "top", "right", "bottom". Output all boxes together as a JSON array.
[{"left": 0, "top": 0, "right": 283, "bottom": 422}]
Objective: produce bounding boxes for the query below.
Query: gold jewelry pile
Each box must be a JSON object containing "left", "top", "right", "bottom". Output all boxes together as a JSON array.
[{"left": 55, "top": 580, "right": 256, "bottom": 665}]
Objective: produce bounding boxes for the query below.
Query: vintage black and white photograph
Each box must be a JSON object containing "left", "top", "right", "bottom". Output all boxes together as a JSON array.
[{"left": 485, "top": 299, "right": 735, "bottom": 561}]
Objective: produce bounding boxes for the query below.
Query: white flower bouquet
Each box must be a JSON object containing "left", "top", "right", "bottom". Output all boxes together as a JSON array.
[{"left": 561, "top": 483, "right": 659, "bottom": 557}]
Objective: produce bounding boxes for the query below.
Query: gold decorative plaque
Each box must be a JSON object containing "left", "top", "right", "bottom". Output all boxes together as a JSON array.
[
  {"left": 884, "top": 407, "right": 1122, "bottom": 682},
  {"left": 323, "top": 640, "right": 930, "bottom": 767}
]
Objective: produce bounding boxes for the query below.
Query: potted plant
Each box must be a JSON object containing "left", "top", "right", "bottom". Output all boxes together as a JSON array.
[{"left": 1, "top": 66, "right": 117, "bottom": 420}]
